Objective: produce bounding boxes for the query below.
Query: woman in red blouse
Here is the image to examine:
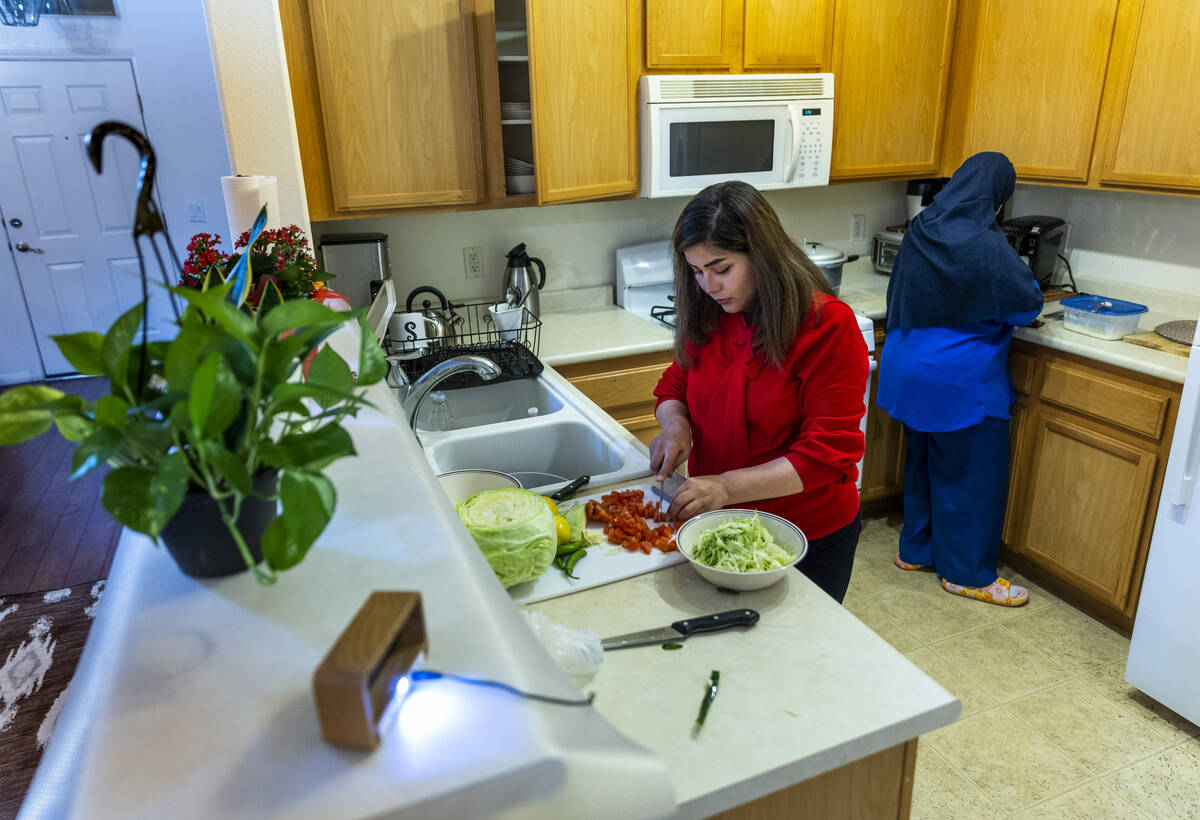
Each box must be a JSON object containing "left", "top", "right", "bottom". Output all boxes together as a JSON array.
[{"left": 651, "top": 182, "right": 870, "bottom": 602}]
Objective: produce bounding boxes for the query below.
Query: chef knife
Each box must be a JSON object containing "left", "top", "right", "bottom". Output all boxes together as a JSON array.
[{"left": 601, "top": 609, "right": 759, "bottom": 651}]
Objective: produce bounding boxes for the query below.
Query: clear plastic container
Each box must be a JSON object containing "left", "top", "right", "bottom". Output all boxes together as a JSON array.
[{"left": 1060, "top": 295, "right": 1148, "bottom": 340}]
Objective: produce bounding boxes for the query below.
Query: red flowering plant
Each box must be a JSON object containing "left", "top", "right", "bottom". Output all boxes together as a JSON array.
[{"left": 179, "top": 225, "right": 331, "bottom": 314}]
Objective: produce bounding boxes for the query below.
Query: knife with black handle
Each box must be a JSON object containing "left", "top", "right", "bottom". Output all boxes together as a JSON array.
[{"left": 600, "top": 609, "right": 760, "bottom": 651}]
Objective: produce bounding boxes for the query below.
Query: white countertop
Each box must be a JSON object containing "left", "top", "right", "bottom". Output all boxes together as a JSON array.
[
  {"left": 537, "top": 259, "right": 1191, "bottom": 383},
  {"left": 22, "top": 324, "right": 960, "bottom": 819}
]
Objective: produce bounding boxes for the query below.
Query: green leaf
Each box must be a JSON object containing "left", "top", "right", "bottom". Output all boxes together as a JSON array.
[
  {"left": 269, "top": 382, "right": 350, "bottom": 408},
  {"left": 94, "top": 394, "right": 130, "bottom": 428},
  {"left": 171, "top": 285, "right": 261, "bottom": 352},
  {"left": 50, "top": 332, "right": 106, "bottom": 375},
  {"left": 53, "top": 411, "right": 94, "bottom": 442},
  {"left": 258, "top": 299, "right": 346, "bottom": 338},
  {"left": 197, "top": 440, "right": 254, "bottom": 496},
  {"left": 262, "top": 471, "right": 335, "bottom": 571},
  {"left": 304, "top": 345, "right": 353, "bottom": 409},
  {"left": 101, "top": 453, "right": 189, "bottom": 539},
  {"left": 0, "top": 385, "right": 65, "bottom": 444},
  {"left": 164, "top": 321, "right": 208, "bottom": 391},
  {"left": 357, "top": 316, "right": 387, "bottom": 385},
  {"left": 257, "top": 424, "right": 355, "bottom": 471},
  {"left": 256, "top": 277, "right": 284, "bottom": 317},
  {"left": 101, "top": 301, "right": 146, "bottom": 375},
  {"left": 71, "top": 427, "right": 125, "bottom": 479},
  {"left": 189, "top": 352, "right": 242, "bottom": 437}
]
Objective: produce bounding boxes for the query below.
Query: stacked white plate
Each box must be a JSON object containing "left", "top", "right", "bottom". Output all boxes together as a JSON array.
[
  {"left": 500, "top": 102, "right": 531, "bottom": 120},
  {"left": 504, "top": 156, "right": 534, "bottom": 174},
  {"left": 504, "top": 155, "right": 535, "bottom": 193}
]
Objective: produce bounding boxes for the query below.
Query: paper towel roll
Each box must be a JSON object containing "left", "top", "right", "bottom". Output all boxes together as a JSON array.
[{"left": 221, "top": 175, "right": 281, "bottom": 247}]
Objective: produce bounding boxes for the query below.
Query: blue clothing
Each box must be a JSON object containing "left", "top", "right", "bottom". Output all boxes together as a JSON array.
[
  {"left": 886, "top": 152, "right": 1043, "bottom": 330},
  {"left": 898, "top": 418, "right": 1011, "bottom": 587},
  {"left": 876, "top": 307, "right": 1039, "bottom": 432}
]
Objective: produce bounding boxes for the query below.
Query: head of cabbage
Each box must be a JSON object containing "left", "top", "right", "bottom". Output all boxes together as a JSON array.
[{"left": 456, "top": 488, "right": 556, "bottom": 588}]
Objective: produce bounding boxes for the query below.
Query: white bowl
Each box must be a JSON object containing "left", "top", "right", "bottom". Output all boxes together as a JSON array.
[
  {"left": 506, "top": 174, "right": 535, "bottom": 195},
  {"left": 436, "top": 469, "right": 520, "bottom": 505},
  {"left": 674, "top": 509, "right": 808, "bottom": 591}
]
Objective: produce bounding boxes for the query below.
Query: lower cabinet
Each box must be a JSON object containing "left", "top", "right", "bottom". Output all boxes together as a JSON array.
[
  {"left": 556, "top": 350, "right": 675, "bottom": 447},
  {"left": 1002, "top": 341, "right": 1180, "bottom": 627},
  {"left": 860, "top": 323, "right": 907, "bottom": 503}
]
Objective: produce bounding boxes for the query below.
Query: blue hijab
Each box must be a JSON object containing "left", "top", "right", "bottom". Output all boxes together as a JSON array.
[{"left": 886, "top": 152, "right": 1043, "bottom": 330}]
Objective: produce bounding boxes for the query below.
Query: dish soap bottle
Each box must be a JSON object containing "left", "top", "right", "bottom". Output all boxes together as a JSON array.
[{"left": 428, "top": 391, "right": 454, "bottom": 432}]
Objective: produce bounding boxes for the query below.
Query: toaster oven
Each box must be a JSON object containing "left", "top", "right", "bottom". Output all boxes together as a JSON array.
[{"left": 872, "top": 230, "right": 904, "bottom": 274}]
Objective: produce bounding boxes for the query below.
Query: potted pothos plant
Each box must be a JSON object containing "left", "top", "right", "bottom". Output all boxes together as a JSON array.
[{"left": 0, "top": 277, "right": 385, "bottom": 585}]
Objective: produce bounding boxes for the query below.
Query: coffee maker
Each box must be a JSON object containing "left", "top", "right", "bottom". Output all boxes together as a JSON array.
[
  {"left": 906, "top": 178, "right": 947, "bottom": 223},
  {"left": 1003, "top": 215, "right": 1067, "bottom": 288}
]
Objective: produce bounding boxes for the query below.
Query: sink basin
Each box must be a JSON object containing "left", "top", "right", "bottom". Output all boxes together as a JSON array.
[
  {"left": 415, "top": 370, "right": 652, "bottom": 495},
  {"left": 414, "top": 378, "right": 563, "bottom": 432}
]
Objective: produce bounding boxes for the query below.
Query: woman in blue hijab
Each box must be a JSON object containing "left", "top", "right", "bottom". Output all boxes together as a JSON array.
[{"left": 877, "top": 152, "right": 1044, "bottom": 606}]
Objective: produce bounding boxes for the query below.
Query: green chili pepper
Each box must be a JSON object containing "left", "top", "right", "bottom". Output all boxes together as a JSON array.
[
  {"left": 556, "top": 541, "right": 584, "bottom": 557},
  {"left": 563, "top": 547, "right": 586, "bottom": 578},
  {"left": 694, "top": 670, "right": 720, "bottom": 730},
  {"left": 661, "top": 642, "right": 683, "bottom": 651}
]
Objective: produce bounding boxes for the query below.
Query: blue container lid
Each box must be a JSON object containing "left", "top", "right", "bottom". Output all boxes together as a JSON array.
[{"left": 1061, "top": 295, "right": 1148, "bottom": 316}]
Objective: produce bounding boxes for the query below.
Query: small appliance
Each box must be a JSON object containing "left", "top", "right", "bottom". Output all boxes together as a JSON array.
[
  {"left": 872, "top": 229, "right": 905, "bottom": 274},
  {"left": 905, "top": 178, "right": 945, "bottom": 222},
  {"left": 1002, "top": 215, "right": 1067, "bottom": 287},
  {"left": 501, "top": 242, "right": 546, "bottom": 318},
  {"left": 316, "top": 232, "right": 391, "bottom": 308},
  {"left": 640, "top": 73, "right": 834, "bottom": 198}
]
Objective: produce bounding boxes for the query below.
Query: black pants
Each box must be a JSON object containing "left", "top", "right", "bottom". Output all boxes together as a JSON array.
[{"left": 795, "top": 512, "right": 862, "bottom": 603}]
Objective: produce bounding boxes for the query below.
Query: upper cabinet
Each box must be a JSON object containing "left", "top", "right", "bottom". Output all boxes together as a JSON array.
[
  {"left": 645, "top": 0, "right": 832, "bottom": 71},
  {"left": 305, "top": 0, "right": 487, "bottom": 211},
  {"left": 942, "top": 0, "right": 1121, "bottom": 183},
  {"left": 1094, "top": 0, "right": 1200, "bottom": 191},
  {"left": 527, "top": 0, "right": 638, "bottom": 204},
  {"left": 829, "top": 0, "right": 958, "bottom": 179}
]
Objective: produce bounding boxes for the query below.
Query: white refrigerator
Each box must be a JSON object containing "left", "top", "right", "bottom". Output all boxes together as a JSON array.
[{"left": 1126, "top": 310, "right": 1200, "bottom": 725}]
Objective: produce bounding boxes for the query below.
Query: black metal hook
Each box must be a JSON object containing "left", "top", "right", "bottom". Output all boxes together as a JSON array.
[{"left": 85, "top": 121, "right": 166, "bottom": 241}]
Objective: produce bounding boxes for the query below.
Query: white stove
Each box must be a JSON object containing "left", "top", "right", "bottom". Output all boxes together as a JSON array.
[{"left": 615, "top": 239, "right": 879, "bottom": 487}]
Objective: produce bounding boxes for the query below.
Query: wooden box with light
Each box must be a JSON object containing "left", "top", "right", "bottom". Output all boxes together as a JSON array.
[{"left": 313, "top": 591, "right": 427, "bottom": 749}]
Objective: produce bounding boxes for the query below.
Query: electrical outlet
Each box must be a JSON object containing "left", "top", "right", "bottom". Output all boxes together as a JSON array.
[
  {"left": 186, "top": 200, "right": 206, "bottom": 223},
  {"left": 850, "top": 214, "right": 866, "bottom": 242},
  {"left": 463, "top": 245, "right": 485, "bottom": 279}
]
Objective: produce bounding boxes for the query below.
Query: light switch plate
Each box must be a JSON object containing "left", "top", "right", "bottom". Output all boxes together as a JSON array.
[{"left": 187, "top": 200, "right": 205, "bottom": 222}]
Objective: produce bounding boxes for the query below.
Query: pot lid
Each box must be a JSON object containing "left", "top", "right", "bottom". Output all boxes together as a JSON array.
[{"left": 802, "top": 241, "right": 846, "bottom": 265}]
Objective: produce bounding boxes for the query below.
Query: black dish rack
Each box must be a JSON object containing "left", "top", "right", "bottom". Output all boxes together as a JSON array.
[{"left": 388, "top": 288, "right": 542, "bottom": 391}]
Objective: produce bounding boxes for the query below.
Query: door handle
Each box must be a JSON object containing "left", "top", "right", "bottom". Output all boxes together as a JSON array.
[{"left": 15, "top": 242, "right": 44, "bottom": 254}]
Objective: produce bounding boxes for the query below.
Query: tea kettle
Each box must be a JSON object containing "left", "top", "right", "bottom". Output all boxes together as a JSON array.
[{"left": 501, "top": 243, "right": 546, "bottom": 318}]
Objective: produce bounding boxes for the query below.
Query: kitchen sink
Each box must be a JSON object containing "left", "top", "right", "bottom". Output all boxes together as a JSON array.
[
  {"left": 413, "top": 378, "right": 564, "bottom": 432},
  {"left": 415, "top": 370, "right": 651, "bottom": 495}
]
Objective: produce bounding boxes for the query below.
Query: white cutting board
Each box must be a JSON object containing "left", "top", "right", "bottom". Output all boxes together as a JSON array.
[{"left": 507, "top": 478, "right": 687, "bottom": 605}]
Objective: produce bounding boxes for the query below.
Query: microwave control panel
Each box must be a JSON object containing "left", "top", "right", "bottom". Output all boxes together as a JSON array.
[{"left": 793, "top": 105, "right": 832, "bottom": 184}]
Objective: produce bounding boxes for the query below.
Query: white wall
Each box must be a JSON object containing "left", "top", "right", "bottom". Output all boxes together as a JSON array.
[
  {"left": 313, "top": 181, "right": 910, "bottom": 309},
  {"left": 1013, "top": 184, "right": 1200, "bottom": 298},
  {"left": 0, "top": 0, "right": 233, "bottom": 383}
]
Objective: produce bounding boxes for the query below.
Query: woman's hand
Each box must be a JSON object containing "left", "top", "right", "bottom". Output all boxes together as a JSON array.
[
  {"left": 667, "top": 475, "right": 732, "bottom": 521},
  {"left": 649, "top": 400, "right": 692, "bottom": 480}
]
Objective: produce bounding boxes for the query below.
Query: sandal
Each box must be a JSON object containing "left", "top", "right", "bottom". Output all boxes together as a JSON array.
[
  {"left": 893, "top": 553, "right": 931, "bottom": 571},
  {"left": 940, "top": 576, "right": 1029, "bottom": 607}
]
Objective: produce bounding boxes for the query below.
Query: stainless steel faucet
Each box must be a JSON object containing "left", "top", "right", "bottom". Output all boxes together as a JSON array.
[{"left": 388, "top": 354, "right": 501, "bottom": 428}]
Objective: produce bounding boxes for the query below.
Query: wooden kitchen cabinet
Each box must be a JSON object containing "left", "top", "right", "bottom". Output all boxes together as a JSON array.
[
  {"left": 556, "top": 350, "right": 674, "bottom": 447},
  {"left": 941, "top": 0, "right": 1121, "bottom": 183},
  {"left": 645, "top": 0, "right": 833, "bottom": 71},
  {"left": 527, "top": 0, "right": 639, "bottom": 205},
  {"left": 1092, "top": 0, "right": 1200, "bottom": 191},
  {"left": 860, "top": 322, "right": 906, "bottom": 504},
  {"left": 1001, "top": 343, "right": 1181, "bottom": 628},
  {"left": 829, "top": 0, "right": 958, "bottom": 180},
  {"left": 303, "top": 0, "right": 488, "bottom": 212}
]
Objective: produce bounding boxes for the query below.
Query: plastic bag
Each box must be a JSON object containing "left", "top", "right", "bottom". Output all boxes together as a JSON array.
[{"left": 522, "top": 610, "right": 604, "bottom": 679}]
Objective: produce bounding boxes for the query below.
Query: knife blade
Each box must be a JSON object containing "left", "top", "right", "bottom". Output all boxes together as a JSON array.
[{"left": 600, "top": 608, "right": 759, "bottom": 651}]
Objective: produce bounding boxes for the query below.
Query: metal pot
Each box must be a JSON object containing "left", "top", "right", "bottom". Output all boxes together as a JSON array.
[{"left": 802, "top": 241, "right": 859, "bottom": 296}]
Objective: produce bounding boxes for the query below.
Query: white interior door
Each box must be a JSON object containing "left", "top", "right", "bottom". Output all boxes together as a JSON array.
[{"left": 0, "top": 59, "right": 174, "bottom": 377}]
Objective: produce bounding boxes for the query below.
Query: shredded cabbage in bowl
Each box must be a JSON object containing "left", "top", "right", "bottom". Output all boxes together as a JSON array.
[{"left": 690, "top": 514, "right": 797, "bottom": 573}]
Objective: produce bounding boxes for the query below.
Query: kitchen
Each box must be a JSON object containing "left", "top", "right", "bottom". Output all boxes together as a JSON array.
[{"left": 2, "top": 0, "right": 1200, "bottom": 818}]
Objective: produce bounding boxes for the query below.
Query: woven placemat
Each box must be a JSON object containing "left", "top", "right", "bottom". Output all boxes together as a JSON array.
[{"left": 1155, "top": 319, "right": 1197, "bottom": 346}]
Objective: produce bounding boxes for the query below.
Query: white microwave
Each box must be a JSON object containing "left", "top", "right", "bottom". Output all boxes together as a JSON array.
[{"left": 640, "top": 73, "right": 834, "bottom": 199}]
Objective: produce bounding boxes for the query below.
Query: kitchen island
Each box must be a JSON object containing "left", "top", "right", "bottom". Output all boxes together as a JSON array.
[{"left": 21, "top": 325, "right": 958, "bottom": 819}]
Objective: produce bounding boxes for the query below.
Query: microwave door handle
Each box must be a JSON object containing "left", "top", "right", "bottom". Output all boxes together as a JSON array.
[{"left": 785, "top": 103, "right": 802, "bottom": 181}]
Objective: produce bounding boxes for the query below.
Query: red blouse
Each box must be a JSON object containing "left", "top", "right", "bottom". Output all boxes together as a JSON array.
[{"left": 653, "top": 294, "right": 869, "bottom": 540}]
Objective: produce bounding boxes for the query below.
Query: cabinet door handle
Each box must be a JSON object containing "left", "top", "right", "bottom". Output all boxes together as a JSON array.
[{"left": 15, "top": 241, "right": 44, "bottom": 254}]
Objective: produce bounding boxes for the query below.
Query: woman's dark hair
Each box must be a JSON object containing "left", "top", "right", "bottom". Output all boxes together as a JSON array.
[{"left": 671, "top": 181, "right": 832, "bottom": 366}]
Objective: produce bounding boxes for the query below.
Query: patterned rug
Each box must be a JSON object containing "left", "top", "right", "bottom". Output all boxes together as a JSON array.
[{"left": 0, "top": 580, "right": 105, "bottom": 820}]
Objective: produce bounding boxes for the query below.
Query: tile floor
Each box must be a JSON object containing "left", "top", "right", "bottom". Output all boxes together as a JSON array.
[{"left": 849, "top": 514, "right": 1200, "bottom": 820}]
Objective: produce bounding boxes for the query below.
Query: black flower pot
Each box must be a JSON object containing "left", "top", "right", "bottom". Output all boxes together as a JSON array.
[{"left": 160, "top": 471, "right": 279, "bottom": 578}]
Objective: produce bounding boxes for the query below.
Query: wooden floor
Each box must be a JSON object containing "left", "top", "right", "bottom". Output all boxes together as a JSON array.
[{"left": 0, "top": 378, "right": 119, "bottom": 596}]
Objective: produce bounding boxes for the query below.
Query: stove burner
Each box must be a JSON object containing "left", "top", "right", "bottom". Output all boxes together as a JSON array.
[{"left": 650, "top": 303, "right": 676, "bottom": 328}]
